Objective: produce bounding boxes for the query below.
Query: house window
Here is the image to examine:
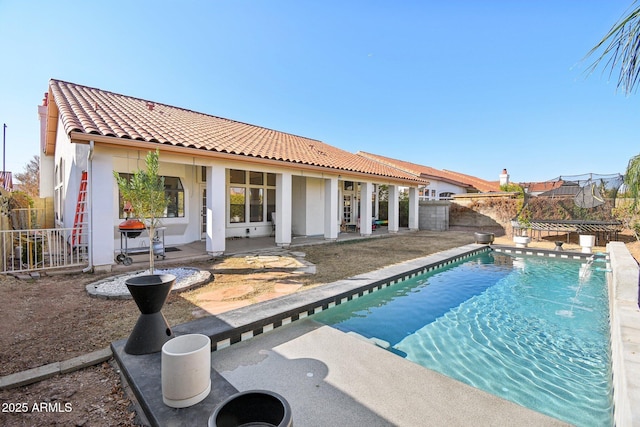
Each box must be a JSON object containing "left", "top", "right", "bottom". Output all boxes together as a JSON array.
[
  {"left": 267, "top": 188, "right": 275, "bottom": 222},
  {"left": 228, "top": 170, "right": 276, "bottom": 224},
  {"left": 116, "top": 173, "right": 185, "bottom": 219},
  {"left": 229, "top": 187, "right": 246, "bottom": 223},
  {"left": 164, "top": 177, "right": 185, "bottom": 218},
  {"left": 431, "top": 189, "right": 436, "bottom": 198},
  {"left": 250, "top": 188, "right": 263, "bottom": 222},
  {"left": 230, "top": 169, "right": 245, "bottom": 184}
]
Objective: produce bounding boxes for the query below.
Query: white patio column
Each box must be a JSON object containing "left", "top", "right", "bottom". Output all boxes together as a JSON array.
[
  {"left": 206, "top": 164, "right": 226, "bottom": 255},
  {"left": 324, "top": 176, "right": 339, "bottom": 241},
  {"left": 408, "top": 186, "right": 419, "bottom": 231},
  {"left": 373, "top": 184, "right": 379, "bottom": 220},
  {"left": 92, "top": 152, "right": 115, "bottom": 270},
  {"left": 276, "top": 172, "right": 292, "bottom": 247},
  {"left": 388, "top": 185, "right": 400, "bottom": 233},
  {"left": 359, "top": 181, "right": 373, "bottom": 236}
]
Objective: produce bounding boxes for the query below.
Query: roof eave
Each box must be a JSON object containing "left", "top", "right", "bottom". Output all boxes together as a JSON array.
[
  {"left": 70, "top": 132, "right": 426, "bottom": 186},
  {"left": 43, "top": 88, "right": 58, "bottom": 156}
]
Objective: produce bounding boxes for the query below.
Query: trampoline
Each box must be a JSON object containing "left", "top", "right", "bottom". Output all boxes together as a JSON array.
[{"left": 514, "top": 173, "right": 624, "bottom": 245}]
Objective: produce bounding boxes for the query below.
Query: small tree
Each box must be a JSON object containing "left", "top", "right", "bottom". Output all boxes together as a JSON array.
[
  {"left": 613, "top": 153, "right": 640, "bottom": 241},
  {"left": 113, "top": 149, "right": 168, "bottom": 273},
  {"left": 14, "top": 155, "right": 40, "bottom": 197},
  {"left": 624, "top": 154, "right": 640, "bottom": 209}
]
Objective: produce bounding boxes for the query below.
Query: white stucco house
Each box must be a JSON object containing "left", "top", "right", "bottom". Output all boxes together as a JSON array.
[{"left": 37, "top": 79, "right": 427, "bottom": 271}]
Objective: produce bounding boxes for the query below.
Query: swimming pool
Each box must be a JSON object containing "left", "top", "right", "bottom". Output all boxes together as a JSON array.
[{"left": 312, "top": 251, "right": 613, "bottom": 427}]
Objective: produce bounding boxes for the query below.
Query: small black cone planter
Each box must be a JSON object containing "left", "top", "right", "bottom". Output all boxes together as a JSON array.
[{"left": 124, "top": 273, "right": 176, "bottom": 355}]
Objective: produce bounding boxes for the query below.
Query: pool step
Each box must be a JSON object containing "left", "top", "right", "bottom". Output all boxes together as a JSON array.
[{"left": 346, "top": 331, "right": 390, "bottom": 349}]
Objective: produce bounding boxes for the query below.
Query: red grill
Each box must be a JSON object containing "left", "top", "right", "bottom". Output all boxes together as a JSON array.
[{"left": 118, "top": 219, "right": 145, "bottom": 238}]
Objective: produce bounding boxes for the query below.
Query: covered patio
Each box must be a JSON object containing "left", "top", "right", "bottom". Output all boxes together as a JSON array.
[{"left": 111, "top": 226, "right": 417, "bottom": 273}]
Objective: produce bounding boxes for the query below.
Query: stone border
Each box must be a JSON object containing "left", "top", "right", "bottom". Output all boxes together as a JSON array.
[
  {"left": 491, "top": 244, "right": 605, "bottom": 261},
  {"left": 0, "top": 348, "right": 112, "bottom": 390},
  {"left": 86, "top": 267, "right": 213, "bottom": 300}
]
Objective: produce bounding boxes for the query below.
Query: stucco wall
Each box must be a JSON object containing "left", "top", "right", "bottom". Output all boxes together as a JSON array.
[
  {"left": 291, "top": 176, "right": 305, "bottom": 235},
  {"left": 292, "top": 176, "right": 325, "bottom": 236},
  {"left": 425, "top": 181, "right": 465, "bottom": 199}
]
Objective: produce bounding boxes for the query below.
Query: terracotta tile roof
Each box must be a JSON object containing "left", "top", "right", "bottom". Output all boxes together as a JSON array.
[
  {"left": 439, "top": 170, "right": 501, "bottom": 193},
  {"left": 46, "top": 79, "right": 425, "bottom": 184},
  {"left": 357, "top": 151, "right": 500, "bottom": 192},
  {"left": 520, "top": 180, "right": 564, "bottom": 193}
]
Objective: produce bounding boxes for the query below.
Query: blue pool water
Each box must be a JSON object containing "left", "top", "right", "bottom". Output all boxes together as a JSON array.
[{"left": 312, "top": 252, "right": 613, "bottom": 427}]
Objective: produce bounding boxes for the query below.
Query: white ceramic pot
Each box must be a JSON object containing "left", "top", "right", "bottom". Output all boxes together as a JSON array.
[
  {"left": 579, "top": 235, "right": 596, "bottom": 253},
  {"left": 513, "top": 236, "right": 531, "bottom": 248},
  {"left": 161, "top": 334, "right": 211, "bottom": 408}
]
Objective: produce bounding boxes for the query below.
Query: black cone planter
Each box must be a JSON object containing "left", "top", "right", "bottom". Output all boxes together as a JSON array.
[{"left": 124, "top": 274, "right": 175, "bottom": 355}]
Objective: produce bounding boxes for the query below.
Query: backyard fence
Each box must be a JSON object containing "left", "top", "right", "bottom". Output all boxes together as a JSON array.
[{"left": 0, "top": 227, "right": 88, "bottom": 274}]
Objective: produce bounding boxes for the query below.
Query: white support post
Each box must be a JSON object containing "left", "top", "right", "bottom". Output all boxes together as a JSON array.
[
  {"left": 409, "top": 186, "right": 419, "bottom": 231},
  {"left": 207, "top": 164, "right": 226, "bottom": 255},
  {"left": 92, "top": 152, "right": 114, "bottom": 270},
  {"left": 276, "top": 172, "right": 292, "bottom": 247},
  {"left": 373, "top": 184, "right": 379, "bottom": 220},
  {"left": 324, "top": 177, "right": 339, "bottom": 241},
  {"left": 388, "top": 185, "right": 400, "bottom": 233},
  {"left": 359, "top": 182, "right": 373, "bottom": 236}
]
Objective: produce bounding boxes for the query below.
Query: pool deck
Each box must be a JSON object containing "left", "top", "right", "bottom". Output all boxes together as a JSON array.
[{"left": 112, "top": 243, "right": 638, "bottom": 426}]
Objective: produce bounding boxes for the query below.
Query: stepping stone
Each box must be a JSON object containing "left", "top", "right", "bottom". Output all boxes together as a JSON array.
[
  {"left": 197, "top": 285, "right": 254, "bottom": 301},
  {"left": 254, "top": 292, "right": 282, "bottom": 302},
  {"left": 193, "top": 300, "right": 252, "bottom": 316},
  {"left": 274, "top": 283, "right": 303, "bottom": 293}
]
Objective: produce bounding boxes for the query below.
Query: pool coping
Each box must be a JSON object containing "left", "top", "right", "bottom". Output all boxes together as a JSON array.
[
  {"left": 606, "top": 241, "right": 640, "bottom": 427},
  {"left": 112, "top": 243, "right": 631, "bottom": 426}
]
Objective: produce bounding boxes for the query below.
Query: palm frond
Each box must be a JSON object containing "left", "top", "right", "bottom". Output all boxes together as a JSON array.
[{"left": 584, "top": 1, "right": 640, "bottom": 94}]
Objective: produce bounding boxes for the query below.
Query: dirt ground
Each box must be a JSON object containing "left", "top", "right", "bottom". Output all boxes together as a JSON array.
[{"left": 0, "top": 229, "right": 637, "bottom": 426}]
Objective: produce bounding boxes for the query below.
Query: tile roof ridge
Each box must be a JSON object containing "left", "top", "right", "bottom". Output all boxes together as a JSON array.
[
  {"left": 356, "top": 151, "right": 424, "bottom": 175},
  {"left": 355, "top": 151, "right": 428, "bottom": 180},
  {"left": 442, "top": 168, "right": 488, "bottom": 181},
  {"left": 49, "top": 79, "right": 324, "bottom": 143},
  {"left": 356, "top": 151, "right": 500, "bottom": 192},
  {"left": 441, "top": 169, "right": 497, "bottom": 191}
]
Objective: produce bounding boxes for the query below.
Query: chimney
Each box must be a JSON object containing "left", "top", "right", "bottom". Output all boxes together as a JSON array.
[
  {"left": 499, "top": 168, "right": 509, "bottom": 186},
  {"left": 38, "top": 92, "right": 49, "bottom": 152}
]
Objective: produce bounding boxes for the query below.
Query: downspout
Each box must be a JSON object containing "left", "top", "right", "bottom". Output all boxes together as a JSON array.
[{"left": 82, "top": 140, "right": 94, "bottom": 273}]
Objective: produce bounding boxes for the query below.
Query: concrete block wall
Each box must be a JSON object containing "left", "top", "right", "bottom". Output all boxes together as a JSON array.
[{"left": 419, "top": 201, "right": 449, "bottom": 231}]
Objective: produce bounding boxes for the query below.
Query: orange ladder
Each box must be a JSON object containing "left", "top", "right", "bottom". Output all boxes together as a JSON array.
[{"left": 71, "top": 171, "right": 88, "bottom": 249}]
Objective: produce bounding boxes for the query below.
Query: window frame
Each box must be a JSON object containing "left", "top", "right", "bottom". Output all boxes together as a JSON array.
[
  {"left": 228, "top": 169, "right": 276, "bottom": 225},
  {"left": 116, "top": 173, "right": 186, "bottom": 219}
]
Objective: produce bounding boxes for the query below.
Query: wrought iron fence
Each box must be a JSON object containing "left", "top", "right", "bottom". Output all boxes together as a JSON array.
[{"left": 0, "top": 227, "right": 88, "bottom": 274}]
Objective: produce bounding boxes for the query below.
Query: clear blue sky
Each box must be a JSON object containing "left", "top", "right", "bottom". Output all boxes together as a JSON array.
[{"left": 0, "top": 0, "right": 637, "bottom": 184}]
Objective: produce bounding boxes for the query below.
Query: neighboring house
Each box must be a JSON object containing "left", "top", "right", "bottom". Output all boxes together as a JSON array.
[
  {"left": 37, "top": 79, "right": 426, "bottom": 271},
  {"left": 520, "top": 180, "right": 564, "bottom": 196},
  {"left": 356, "top": 152, "right": 500, "bottom": 199}
]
